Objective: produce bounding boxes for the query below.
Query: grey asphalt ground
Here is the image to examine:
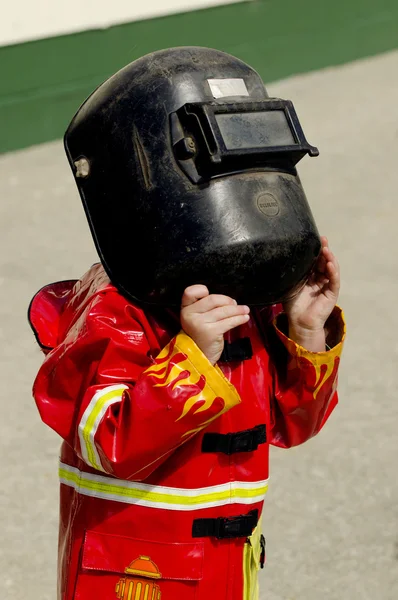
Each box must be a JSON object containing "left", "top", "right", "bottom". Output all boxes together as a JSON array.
[{"left": 1, "top": 50, "right": 398, "bottom": 600}]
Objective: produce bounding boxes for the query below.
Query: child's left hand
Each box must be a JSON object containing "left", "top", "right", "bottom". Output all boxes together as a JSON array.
[{"left": 283, "top": 236, "right": 340, "bottom": 351}]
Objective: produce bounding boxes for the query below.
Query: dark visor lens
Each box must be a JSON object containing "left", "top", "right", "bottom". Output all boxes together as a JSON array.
[
  {"left": 215, "top": 110, "right": 296, "bottom": 150},
  {"left": 171, "top": 100, "right": 318, "bottom": 183}
]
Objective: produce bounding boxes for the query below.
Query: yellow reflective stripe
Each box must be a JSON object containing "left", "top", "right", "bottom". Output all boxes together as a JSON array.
[
  {"left": 83, "top": 388, "right": 123, "bottom": 469},
  {"left": 243, "top": 518, "right": 262, "bottom": 600},
  {"left": 59, "top": 463, "right": 268, "bottom": 511},
  {"left": 78, "top": 385, "right": 128, "bottom": 471},
  {"left": 243, "top": 542, "right": 251, "bottom": 600},
  {"left": 60, "top": 467, "right": 268, "bottom": 505}
]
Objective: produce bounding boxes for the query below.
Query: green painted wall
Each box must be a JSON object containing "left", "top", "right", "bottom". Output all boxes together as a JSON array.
[{"left": 1, "top": 0, "right": 397, "bottom": 153}]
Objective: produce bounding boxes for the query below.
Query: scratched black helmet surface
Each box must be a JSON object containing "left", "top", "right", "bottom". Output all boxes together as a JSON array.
[{"left": 65, "top": 46, "right": 321, "bottom": 306}]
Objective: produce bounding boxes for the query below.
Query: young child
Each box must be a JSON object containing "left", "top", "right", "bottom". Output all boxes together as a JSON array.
[{"left": 29, "top": 47, "right": 345, "bottom": 600}]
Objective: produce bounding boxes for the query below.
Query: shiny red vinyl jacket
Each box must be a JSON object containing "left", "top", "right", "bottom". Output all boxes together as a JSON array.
[{"left": 30, "top": 264, "right": 345, "bottom": 600}]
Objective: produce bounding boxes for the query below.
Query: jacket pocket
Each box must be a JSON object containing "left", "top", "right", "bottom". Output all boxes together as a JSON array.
[
  {"left": 74, "top": 530, "right": 204, "bottom": 600},
  {"left": 243, "top": 519, "right": 265, "bottom": 600}
]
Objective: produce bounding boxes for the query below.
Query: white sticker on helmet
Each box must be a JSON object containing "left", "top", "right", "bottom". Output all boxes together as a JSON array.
[{"left": 207, "top": 78, "right": 249, "bottom": 99}]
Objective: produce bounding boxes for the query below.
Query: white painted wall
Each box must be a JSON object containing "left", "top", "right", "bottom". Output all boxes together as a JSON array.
[{"left": 1, "top": 0, "right": 250, "bottom": 47}]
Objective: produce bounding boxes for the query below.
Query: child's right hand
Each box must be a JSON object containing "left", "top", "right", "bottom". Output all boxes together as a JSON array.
[{"left": 180, "top": 285, "right": 250, "bottom": 365}]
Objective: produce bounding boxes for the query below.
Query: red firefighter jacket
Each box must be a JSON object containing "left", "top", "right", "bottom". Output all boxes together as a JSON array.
[{"left": 29, "top": 264, "right": 345, "bottom": 600}]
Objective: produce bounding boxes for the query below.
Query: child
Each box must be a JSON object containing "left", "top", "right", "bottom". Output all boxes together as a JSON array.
[{"left": 29, "top": 47, "right": 345, "bottom": 600}]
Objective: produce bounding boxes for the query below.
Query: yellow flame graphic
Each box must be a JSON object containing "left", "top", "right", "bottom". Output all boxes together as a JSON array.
[
  {"left": 311, "top": 357, "right": 339, "bottom": 399},
  {"left": 146, "top": 338, "right": 227, "bottom": 431}
]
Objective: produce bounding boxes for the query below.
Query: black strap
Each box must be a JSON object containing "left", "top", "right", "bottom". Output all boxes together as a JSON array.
[
  {"left": 260, "top": 534, "right": 266, "bottom": 569},
  {"left": 192, "top": 509, "right": 258, "bottom": 539},
  {"left": 202, "top": 425, "right": 266, "bottom": 455},
  {"left": 219, "top": 337, "right": 253, "bottom": 363}
]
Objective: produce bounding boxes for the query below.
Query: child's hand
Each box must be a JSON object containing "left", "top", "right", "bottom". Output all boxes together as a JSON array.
[
  {"left": 283, "top": 237, "right": 340, "bottom": 352},
  {"left": 180, "top": 285, "right": 250, "bottom": 365}
]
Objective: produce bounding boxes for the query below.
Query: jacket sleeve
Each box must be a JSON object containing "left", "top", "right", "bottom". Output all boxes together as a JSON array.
[
  {"left": 33, "top": 291, "right": 241, "bottom": 480},
  {"left": 267, "top": 306, "right": 346, "bottom": 448}
]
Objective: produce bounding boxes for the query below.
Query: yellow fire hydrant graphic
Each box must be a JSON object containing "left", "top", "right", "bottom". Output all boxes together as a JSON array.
[{"left": 115, "top": 555, "right": 162, "bottom": 600}]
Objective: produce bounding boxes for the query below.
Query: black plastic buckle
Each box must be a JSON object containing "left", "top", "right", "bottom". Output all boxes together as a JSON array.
[
  {"left": 260, "top": 534, "right": 266, "bottom": 569},
  {"left": 231, "top": 425, "right": 266, "bottom": 453},
  {"left": 219, "top": 338, "right": 253, "bottom": 363},
  {"left": 216, "top": 514, "right": 255, "bottom": 538},
  {"left": 202, "top": 425, "right": 266, "bottom": 455},
  {"left": 192, "top": 509, "right": 258, "bottom": 539}
]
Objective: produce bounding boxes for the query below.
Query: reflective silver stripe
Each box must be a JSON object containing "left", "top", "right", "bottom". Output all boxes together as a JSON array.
[
  {"left": 59, "top": 462, "right": 269, "bottom": 511},
  {"left": 78, "top": 385, "right": 128, "bottom": 471}
]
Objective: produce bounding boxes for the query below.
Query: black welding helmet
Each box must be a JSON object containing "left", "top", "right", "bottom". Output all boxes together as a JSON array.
[{"left": 64, "top": 46, "right": 321, "bottom": 306}]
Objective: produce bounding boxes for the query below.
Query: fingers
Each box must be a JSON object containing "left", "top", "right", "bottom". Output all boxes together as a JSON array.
[
  {"left": 320, "top": 235, "right": 329, "bottom": 249},
  {"left": 318, "top": 237, "right": 340, "bottom": 296},
  {"left": 202, "top": 304, "right": 250, "bottom": 323},
  {"left": 180, "top": 286, "right": 250, "bottom": 363},
  {"left": 325, "top": 259, "right": 340, "bottom": 297},
  {"left": 314, "top": 239, "right": 327, "bottom": 275},
  {"left": 323, "top": 245, "right": 340, "bottom": 277},
  {"left": 310, "top": 238, "right": 340, "bottom": 297},
  {"left": 316, "top": 237, "right": 339, "bottom": 274},
  {"left": 181, "top": 285, "right": 210, "bottom": 307},
  {"left": 182, "top": 289, "right": 237, "bottom": 313},
  {"left": 216, "top": 313, "right": 251, "bottom": 334},
  {"left": 181, "top": 285, "right": 250, "bottom": 330}
]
